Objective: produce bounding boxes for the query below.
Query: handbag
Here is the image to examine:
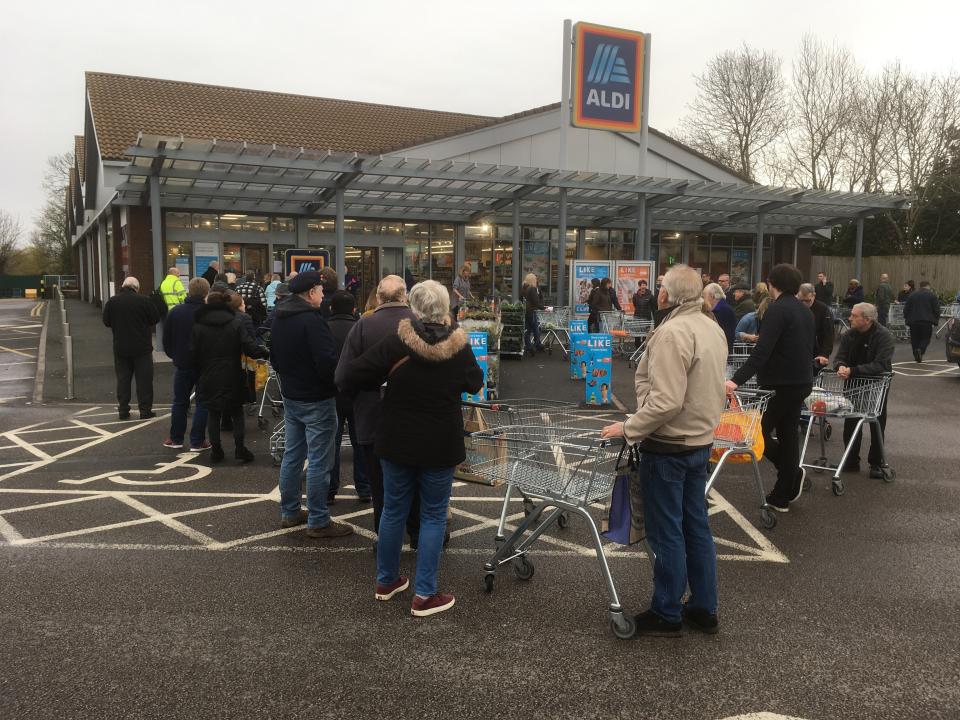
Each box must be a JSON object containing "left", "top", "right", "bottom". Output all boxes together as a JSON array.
[{"left": 602, "top": 444, "right": 645, "bottom": 545}]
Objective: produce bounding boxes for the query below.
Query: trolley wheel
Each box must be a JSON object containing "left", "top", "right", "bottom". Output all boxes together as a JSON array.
[
  {"left": 556, "top": 512, "right": 569, "bottom": 529},
  {"left": 824, "top": 423, "right": 833, "bottom": 440},
  {"left": 609, "top": 614, "right": 636, "bottom": 640},
  {"left": 832, "top": 479, "right": 845, "bottom": 496},
  {"left": 512, "top": 557, "right": 535, "bottom": 581},
  {"left": 257, "top": 416, "right": 267, "bottom": 429},
  {"left": 483, "top": 573, "right": 495, "bottom": 593},
  {"left": 803, "top": 475, "right": 812, "bottom": 491},
  {"left": 547, "top": 346, "right": 553, "bottom": 356},
  {"left": 881, "top": 466, "right": 896, "bottom": 483},
  {"left": 759, "top": 508, "right": 777, "bottom": 530}
]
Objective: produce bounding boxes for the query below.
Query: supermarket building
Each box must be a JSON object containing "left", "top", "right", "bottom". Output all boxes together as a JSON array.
[{"left": 68, "top": 71, "right": 907, "bottom": 306}]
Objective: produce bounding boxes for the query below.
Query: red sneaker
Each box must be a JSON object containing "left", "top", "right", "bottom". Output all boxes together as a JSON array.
[
  {"left": 375, "top": 576, "right": 409, "bottom": 601},
  {"left": 411, "top": 592, "right": 455, "bottom": 617},
  {"left": 162, "top": 438, "right": 183, "bottom": 449},
  {"left": 189, "top": 441, "right": 212, "bottom": 452}
]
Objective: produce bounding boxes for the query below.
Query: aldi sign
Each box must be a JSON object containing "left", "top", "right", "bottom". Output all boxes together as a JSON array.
[{"left": 573, "top": 22, "right": 645, "bottom": 132}]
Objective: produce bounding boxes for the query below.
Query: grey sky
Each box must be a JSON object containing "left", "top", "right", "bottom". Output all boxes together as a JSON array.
[{"left": 1, "top": 0, "right": 957, "bottom": 234}]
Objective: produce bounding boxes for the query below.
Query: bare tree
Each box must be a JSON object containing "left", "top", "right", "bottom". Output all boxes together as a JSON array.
[
  {"left": 679, "top": 44, "right": 789, "bottom": 181},
  {"left": 0, "top": 211, "right": 24, "bottom": 274},
  {"left": 843, "top": 66, "right": 898, "bottom": 194},
  {"left": 33, "top": 152, "right": 74, "bottom": 273},
  {"left": 787, "top": 35, "right": 862, "bottom": 190}
]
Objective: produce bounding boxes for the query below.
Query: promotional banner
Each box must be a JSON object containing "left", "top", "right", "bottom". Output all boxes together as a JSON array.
[
  {"left": 462, "top": 332, "right": 488, "bottom": 403},
  {"left": 584, "top": 333, "right": 613, "bottom": 406},
  {"left": 570, "top": 260, "right": 611, "bottom": 315},
  {"left": 731, "top": 249, "right": 751, "bottom": 285},
  {"left": 285, "top": 248, "right": 330, "bottom": 275},
  {"left": 614, "top": 261, "right": 655, "bottom": 315},
  {"left": 194, "top": 242, "right": 219, "bottom": 279},
  {"left": 573, "top": 23, "right": 645, "bottom": 132},
  {"left": 569, "top": 321, "right": 589, "bottom": 379}
]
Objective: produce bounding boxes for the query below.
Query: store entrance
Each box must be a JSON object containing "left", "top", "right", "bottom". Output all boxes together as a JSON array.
[
  {"left": 345, "top": 246, "right": 378, "bottom": 308},
  {"left": 223, "top": 244, "right": 269, "bottom": 279}
]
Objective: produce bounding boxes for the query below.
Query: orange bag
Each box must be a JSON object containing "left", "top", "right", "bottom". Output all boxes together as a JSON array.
[{"left": 711, "top": 395, "right": 765, "bottom": 464}]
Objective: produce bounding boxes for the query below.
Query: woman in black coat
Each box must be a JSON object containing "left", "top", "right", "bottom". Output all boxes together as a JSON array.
[
  {"left": 632, "top": 279, "right": 654, "bottom": 321},
  {"left": 191, "top": 291, "right": 267, "bottom": 463}
]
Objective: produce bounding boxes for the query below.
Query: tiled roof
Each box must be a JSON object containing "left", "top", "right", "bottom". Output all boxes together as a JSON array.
[
  {"left": 74, "top": 135, "right": 85, "bottom": 182},
  {"left": 85, "top": 72, "right": 495, "bottom": 160}
]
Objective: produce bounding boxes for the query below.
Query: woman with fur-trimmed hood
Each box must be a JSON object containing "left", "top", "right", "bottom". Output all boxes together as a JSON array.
[{"left": 339, "top": 280, "right": 483, "bottom": 618}]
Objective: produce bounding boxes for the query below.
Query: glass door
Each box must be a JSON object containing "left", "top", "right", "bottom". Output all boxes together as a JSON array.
[
  {"left": 241, "top": 245, "right": 268, "bottom": 278},
  {"left": 345, "top": 246, "right": 379, "bottom": 307}
]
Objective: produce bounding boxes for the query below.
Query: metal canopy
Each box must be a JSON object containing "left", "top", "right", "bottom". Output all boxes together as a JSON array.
[{"left": 114, "top": 134, "right": 909, "bottom": 236}]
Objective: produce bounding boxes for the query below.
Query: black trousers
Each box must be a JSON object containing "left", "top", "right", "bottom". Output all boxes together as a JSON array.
[
  {"left": 761, "top": 383, "right": 812, "bottom": 504},
  {"left": 114, "top": 352, "right": 153, "bottom": 415},
  {"left": 842, "top": 394, "right": 889, "bottom": 468},
  {"left": 207, "top": 407, "right": 245, "bottom": 448},
  {"left": 362, "top": 443, "right": 420, "bottom": 538},
  {"left": 909, "top": 321, "right": 934, "bottom": 354}
]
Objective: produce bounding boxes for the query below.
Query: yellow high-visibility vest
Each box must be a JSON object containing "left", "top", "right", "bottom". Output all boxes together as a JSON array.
[{"left": 159, "top": 274, "right": 186, "bottom": 307}]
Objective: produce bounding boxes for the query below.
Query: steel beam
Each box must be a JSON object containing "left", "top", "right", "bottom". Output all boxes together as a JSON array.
[
  {"left": 335, "top": 189, "right": 345, "bottom": 286},
  {"left": 854, "top": 216, "right": 864, "bottom": 281},
  {"left": 699, "top": 195, "right": 804, "bottom": 232},
  {"left": 512, "top": 201, "right": 520, "bottom": 301},
  {"left": 557, "top": 188, "right": 567, "bottom": 307},
  {"left": 634, "top": 194, "right": 646, "bottom": 260},
  {"left": 753, "top": 213, "right": 765, "bottom": 287}
]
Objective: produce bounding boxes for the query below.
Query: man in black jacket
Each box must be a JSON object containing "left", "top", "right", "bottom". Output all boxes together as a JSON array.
[
  {"left": 903, "top": 280, "right": 941, "bottom": 362},
  {"left": 161, "top": 277, "right": 210, "bottom": 450},
  {"left": 326, "top": 290, "right": 370, "bottom": 504},
  {"left": 814, "top": 271, "right": 835, "bottom": 306},
  {"left": 201, "top": 261, "right": 220, "bottom": 286},
  {"left": 102, "top": 276, "right": 161, "bottom": 420},
  {"left": 335, "top": 275, "right": 417, "bottom": 537},
  {"left": 799, "top": 283, "right": 834, "bottom": 367},
  {"left": 834, "top": 303, "right": 895, "bottom": 478},
  {"left": 728, "top": 264, "right": 815, "bottom": 512},
  {"left": 270, "top": 271, "right": 352, "bottom": 539}
]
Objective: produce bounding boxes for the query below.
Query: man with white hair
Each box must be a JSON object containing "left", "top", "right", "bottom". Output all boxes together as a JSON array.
[
  {"left": 602, "top": 264, "right": 728, "bottom": 637},
  {"left": 834, "top": 302, "right": 895, "bottom": 477},
  {"left": 159, "top": 266, "right": 186, "bottom": 309},
  {"left": 702, "top": 282, "right": 736, "bottom": 351},
  {"left": 102, "top": 276, "right": 161, "bottom": 420},
  {"left": 336, "top": 275, "right": 418, "bottom": 539}
]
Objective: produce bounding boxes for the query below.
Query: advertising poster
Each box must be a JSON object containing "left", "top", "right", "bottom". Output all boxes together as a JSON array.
[
  {"left": 569, "top": 320, "right": 589, "bottom": 379},
  {"left": 524, "top": 242, "right": 549, "bottom": 284},
  {"left": 614, "top": 261, "right": 654, "bottom": 315},
  {"left": 570, "top": 260, "right": 611, "bottom": 315},
  {"left": 174, "top": 255, "right": 190, "bottom": 278},
  {"left": 731, "top": 249, "right": 751, "bottom": 285},
  {"left": 194, "top": 242, "right": 219, "bottom": 279},
  {"left": 462, "top": 332, "right": 488, "bottom": 403},
  {"left": 584, "top": 333, "right": 613, "bottom": 406}
]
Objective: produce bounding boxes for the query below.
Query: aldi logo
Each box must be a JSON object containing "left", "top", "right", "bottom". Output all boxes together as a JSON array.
[{"left": 573, "top": 22, "right": 645, "bottom": 132}]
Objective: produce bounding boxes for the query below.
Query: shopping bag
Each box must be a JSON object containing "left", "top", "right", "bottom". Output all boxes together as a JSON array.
[
  {"left": 456, "top": 407, "right": 507, "bottom": 486},
  {"left": 254, "top": 361, "right": 269, "bottom": 392},
  {"left": 711, "top": 395, "right": 765, "bottom": 464},
  {"left": 602, "top": 445, "right": 644, "bottom": 545}
]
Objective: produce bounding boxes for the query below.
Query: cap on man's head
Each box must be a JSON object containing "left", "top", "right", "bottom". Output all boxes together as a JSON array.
[
  {"left": 733, "top": 283, "right": 751, "bottom": 292},
  {"left": 288, "top": 271, "right": 324, "bottom": 294}
]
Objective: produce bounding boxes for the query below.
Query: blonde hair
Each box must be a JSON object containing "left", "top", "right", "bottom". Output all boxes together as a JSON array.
[
  {"left": 460, "top": 263, "right": 472, "bottom": 274},
  {"left": 523, "top": 273, "right": 537, "bottom": 287},
  {"left": 754, "top": 281, "right": 768, "bottom": 295}
]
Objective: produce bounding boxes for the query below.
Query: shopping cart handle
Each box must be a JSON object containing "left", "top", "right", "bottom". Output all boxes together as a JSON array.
[{"left": 462, "top": 400, "right": 511, "bottom": 412}]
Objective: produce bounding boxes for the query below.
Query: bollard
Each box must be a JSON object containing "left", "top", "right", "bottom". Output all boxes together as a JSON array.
[
  {"left": 64, "top": 336, "right": 75, "bottom": 400},
  {"left": 62, "top": 322, "right": 70, "bottom": 344}
]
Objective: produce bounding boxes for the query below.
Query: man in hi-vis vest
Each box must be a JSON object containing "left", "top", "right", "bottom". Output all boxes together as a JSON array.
[{"left": 160, "top": 267, "right": 186, "bottom": 309}]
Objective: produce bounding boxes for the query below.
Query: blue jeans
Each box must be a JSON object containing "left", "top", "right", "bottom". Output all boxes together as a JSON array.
[
  {"left": 278, "top": 398, "right": 337, "bottom": 529},
  {"left": 169, "top": 367, "right": 207, "bottom": 447},
  {"left": 329, "top": 411, "right": 370, "bottom": 497},
  {"left": 640, "top": 447, "right": 717, "bottom": 623},
  {"left": 524, "top": 314, "right": 543, "bottom": 351},
  {"left": 377, "top": 459, "right": 454, "bottom": 597}
]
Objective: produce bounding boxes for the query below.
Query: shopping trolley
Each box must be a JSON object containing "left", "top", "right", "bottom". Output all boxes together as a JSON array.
[
  {"left": 466, "top": 423, "right": 633, "bottom": 638},
  {"left": 830, "top": 304, "right": 851, "bottom": 331},
  {"left": 935, "top": 303, "right": 960, "bottom": 338},
  {"left": 599, "top": 310, "right": 623, "bottom": 335},
  {"left": 799, "top": 370, "right": 894, "bottom": 496},
  {"left": 705, "top": 389, "right": 778, "bottom": 529},
  {"left": 461, "top": 399, "right": 589, "bottom": 532},
  {"left": 616, "top": 317, "right": 652, "bottom": 363},
  {"left": 256, "top": 363, "right": 283, "bottom": 429},
  {"left": 725, "top": 355, "right": 758, "bottom": 389},
  {"left": 887, "top": 304, "right": 910, "bottom": 341},
  {"left": 537, "top": 306, "right": 572, "bottom": 357}
]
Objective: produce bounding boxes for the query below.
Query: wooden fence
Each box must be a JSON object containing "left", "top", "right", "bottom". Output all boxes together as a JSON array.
[{"left": 810, "top": 255, "right": 960, "bottom": 297}]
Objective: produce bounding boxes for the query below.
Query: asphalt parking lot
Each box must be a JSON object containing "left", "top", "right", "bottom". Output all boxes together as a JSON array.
[{"left": 1, "top": 300, "right": 958, "bottom": 720}]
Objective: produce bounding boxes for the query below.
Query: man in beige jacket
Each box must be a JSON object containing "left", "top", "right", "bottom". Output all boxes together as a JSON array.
[{"left": 602, "top": 264, "right": 728, "bottom": 637}]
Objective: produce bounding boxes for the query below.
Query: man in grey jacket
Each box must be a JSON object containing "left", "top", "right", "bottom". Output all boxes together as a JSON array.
[
  {"left": 335, "top": 275, "right": 417, "bottom": 537},
  {"left": 602, "top": 265, "right": 728, "bottom": 638}
]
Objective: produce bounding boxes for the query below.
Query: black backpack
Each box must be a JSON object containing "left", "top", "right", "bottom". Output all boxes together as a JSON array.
[{"left": 150, "top": 287, "right": 169, "bottom": 319}]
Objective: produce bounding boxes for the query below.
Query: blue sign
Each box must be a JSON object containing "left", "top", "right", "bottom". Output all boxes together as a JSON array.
[
  {"left": 569, "top": 319, "right": 588, "bottom": 334},
  {"left": 570, "top": 333, "right": 589, "bottom": 380},
  {"left": 584, "top": 333, "right": 613, "bottom": 406},
  {"left": 462, "top": 332, "right": 488, "bottom": 403},
  {"left": 572, "top": 262, "right": 610, "bottom": 315},
  {"left": 573, "top": 23, "right": 645, "bottom": 132}
]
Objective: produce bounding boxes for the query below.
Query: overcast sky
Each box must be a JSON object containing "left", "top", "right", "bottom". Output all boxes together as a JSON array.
[{"left": 1, "top": 0, "right": 958, "bottom": 235}]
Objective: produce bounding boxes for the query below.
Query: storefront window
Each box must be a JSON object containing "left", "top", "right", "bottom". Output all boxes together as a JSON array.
[
  {"left": 583, "top": 229, "right": 609, "bottom": 260},
  {"left": 271, "top": 217, "right": 295, "bottom": 232},
  {"left": 166, "top": 212, "right": 191, "bottom": 229},
  {"left": 164, "top": 241, "right": 192, "bottom": 278},
  {"left": 659, "top": 232, "right": 683, "bottom": 273},
  {"left": 609, "top": 229, "right": 635, "bottom": 261},
  {"left": 430, "top": 224, "right": 455, "bottom": 291},
  {"left": 464, "top": 223, "right": 494, "bottom": 300},
  {"left": 272, "top": 245, "right": 293, "bottom": 278},
  {"left": 192, "top": 214, "right": 218, "bottom": 230},
  {"left": 493, "top": 226, "right": 513, "bottom": 298},
  {"left": 688, "top": 233, "right": 710, "bottom": 276},
  {"left": 404, "top": 223, "right": 430, "bottom": 287},
  {"left": 222, "top": 244, "right": 242, "bottom": 274}
]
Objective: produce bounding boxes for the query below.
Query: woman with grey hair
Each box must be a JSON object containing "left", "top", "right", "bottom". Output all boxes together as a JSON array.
[{"left": 338, "top": 280, "right": 484, "bottom": 617}]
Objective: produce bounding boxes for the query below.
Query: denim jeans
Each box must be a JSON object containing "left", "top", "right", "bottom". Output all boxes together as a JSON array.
[
  {"left": 640, "top": 447, "right": 717, "bottom": 623},
  {"left": 278, "top": 397, "right": 337, "bottom": 529},
  {"left": 524, "top": 313, "right": 543, "bottom": 351},
  {"left": 377, "top": 459, "right": 453, "bottom": 597},
  {"left": 329, "top": 411, "right": 370, "bottom": 497},
  {"left": 169, "top": 367, "right": 208, "bottom": 447}
]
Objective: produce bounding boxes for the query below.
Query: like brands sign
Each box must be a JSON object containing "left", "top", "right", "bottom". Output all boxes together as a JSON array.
[{"left": 573, "top": 22, "right": 645, "bottom": 132}]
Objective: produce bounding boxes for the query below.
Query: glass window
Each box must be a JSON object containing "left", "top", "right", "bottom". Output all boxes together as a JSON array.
[
  {"left": 493, "top": 225, "right": 513, "bottom": 299},
  {"left": 549, "top": 229, "right": 577, "bottom": 305},
  {"left": 521, "top": 226, "right": 551, "bottom": 298},
  {"left": 166, "top": 212, "right": 191, "bottom": 229},
  {"left": 272, "top": 246, "right": 293, "bottom": 278},
  {"left": 583, "top": 228, "right": 609, "bottom": 260},
  {"left": 404, "top": 223, "right": 430, "bottom": 287},
  {"left": 430, "top": 224, "right": 455, "bottom": 292},
  {"left": 271, "top": 217, "right": 295, "bottom": 233},
  {"left": 219, "top": 214, "right": 244, "bottom": 231},
  {"left": 659, "top": 231, "right": 682, "bottom": 273},
  {"left": 609, "top": 229, "right": 635, "bottom": 261},
  {"left": 308, "top": 218, "right": 335, "bottom": 233},
  {"left": 222, "top": 244, "right": 242, "bottom": 274},
  {"left": 192, "top": 214, "right": 218, "bottom": 230},
  {"left": 164, "top": 241, "right": 192, "bottom": 278},
  {"left": 688, "top": 233, "right": 710, "bottom": 276},
  {"left": 709, "top": 247, "right": 730, "bottom": 281},
  {"left": 464, "top": 223, "right": 494, "bottom": 300},
  {"left": 243, "top": 216, "right": 269, "bottom": 232}
]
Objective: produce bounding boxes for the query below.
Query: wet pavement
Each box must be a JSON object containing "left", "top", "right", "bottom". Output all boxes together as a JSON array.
[
  {"left": 1, "top": 304, "right": 958, "bottom": 719},
  {"left": 0, "top": 299, "right": 45, "bottom": 405}
]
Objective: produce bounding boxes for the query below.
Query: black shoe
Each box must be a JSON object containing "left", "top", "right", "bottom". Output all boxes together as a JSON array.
[
  {"left": 357, "top": 495, "right": 372, "bottom": 503},
  {"left": 210, "top": 444, "right": 224, "bottom": 464},
  {"left": 118, "top": 412, "right": 131, "bottom": 420},
  {"left": 327, "top": 492, "right": 338, "bottom": 506},
  {"left": 140, "top": 411, "right": 156, "bottom": 420},
  {"left": 765, "top": 494, "right": 790, "bottom": 513},
  {"left": 869, "top": 465, "right": 885, "bottom": 480},
  {"left": 913, "top": 349, "right": 922, "bottom": 363},
  {"left": 633, "top": 610, "right": 682, "bottom": 637},
  {"left": 840, "top": 463, "right": 861, "bottom": 474},
  {"left": 682, "top": 606, "right": 719, "bottom": 635},
  {"left": 235, "top": 446, "right": 254, "bottom": 464}
]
